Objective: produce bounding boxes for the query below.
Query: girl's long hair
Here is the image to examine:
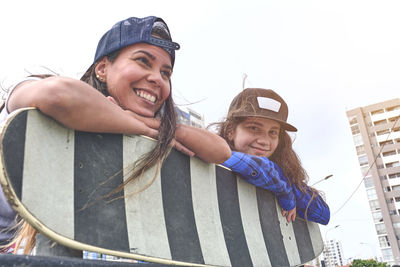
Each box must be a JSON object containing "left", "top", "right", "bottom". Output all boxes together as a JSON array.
[{"left": 11, "top": 26, "right": 177, "bottom": 254}]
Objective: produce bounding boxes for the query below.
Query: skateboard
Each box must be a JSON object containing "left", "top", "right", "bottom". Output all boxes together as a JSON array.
[{"left": 0, "top": 109, "right": 323, "bottom": 267}]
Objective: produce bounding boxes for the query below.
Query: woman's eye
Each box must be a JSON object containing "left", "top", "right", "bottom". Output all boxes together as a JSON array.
[
  {"left": 135, "top": 57, "right": 151, "bottom": 67},
  {"left": 161, "top": 70, "right": 172, "bottom": 79}
]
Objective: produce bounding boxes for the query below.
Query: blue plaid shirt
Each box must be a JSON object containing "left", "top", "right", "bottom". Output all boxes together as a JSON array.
[{"left": 222, "top": 151, "right": 330, "bottom": 225}]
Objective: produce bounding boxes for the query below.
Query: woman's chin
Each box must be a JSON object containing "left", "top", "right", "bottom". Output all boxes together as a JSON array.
[{"left": 127, "top": 106, "right": 155, "bottom": 118}]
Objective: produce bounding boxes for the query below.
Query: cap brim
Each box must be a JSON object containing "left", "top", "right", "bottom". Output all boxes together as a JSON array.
[{"left": 233, "top": 114, "right": 297, "bottom": 132}]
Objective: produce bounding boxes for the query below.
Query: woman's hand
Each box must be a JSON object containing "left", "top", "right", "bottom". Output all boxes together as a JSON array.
[
  {"left": 107, "top": 97, "right": 195, "bottom": 157},
  {"left": 282, "top": 207, "right": 297, "bottom": 223},
  {"left": 171, "top": 139, "right": 195, "bottom": 157}
]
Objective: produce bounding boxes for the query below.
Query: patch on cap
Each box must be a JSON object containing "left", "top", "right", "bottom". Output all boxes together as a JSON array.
[
  {"left": 257, "top": 97, "right": 281, "bottom": 112},
  {"left": 153, "top": 21, "right": 170, "bottom": 35}
]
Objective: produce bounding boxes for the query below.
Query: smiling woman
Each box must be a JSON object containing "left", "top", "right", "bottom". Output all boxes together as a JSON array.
[{"left": 0, "top": 16, "right": 230, "bottom": 255}]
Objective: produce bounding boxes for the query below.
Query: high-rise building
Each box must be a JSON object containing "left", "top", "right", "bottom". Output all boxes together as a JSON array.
[
  {"left": 323, "top": 239, "right": 344, "bottom": 267},
  {"left": 176, "top": 107, "right": 205, "bottom": 128},
  {"left": 346, "top": 98, "right": 400, "bottom": 265}
]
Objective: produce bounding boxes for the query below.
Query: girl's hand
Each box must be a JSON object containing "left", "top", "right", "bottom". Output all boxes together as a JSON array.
[{"left": 282, "top": 207, "right": 297, "bottom": 223}]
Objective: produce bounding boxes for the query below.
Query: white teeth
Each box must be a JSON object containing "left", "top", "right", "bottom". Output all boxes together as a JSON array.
[{"left": 136, "top": 90, "right": 156, "bottom": 103}]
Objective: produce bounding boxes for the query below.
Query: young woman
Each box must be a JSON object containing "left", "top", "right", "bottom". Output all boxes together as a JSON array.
[
  {"left": 0, "top": 16, "right": 231, "bottom": 253},
  {"left": 215, "top": 88, "right": 330, "bottom": 225}
]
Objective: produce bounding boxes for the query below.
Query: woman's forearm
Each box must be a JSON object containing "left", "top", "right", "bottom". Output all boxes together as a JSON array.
[
  {"left": 7, "top": 76, "right": 157, "bottom": 137},
  {"left": 175, "top": 124, "right": 231, "bottom": 164}
]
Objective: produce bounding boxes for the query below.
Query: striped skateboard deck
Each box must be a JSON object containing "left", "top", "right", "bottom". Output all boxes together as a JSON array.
[{"left": 0, "top": 109, "right": 323, "bottom": 267}]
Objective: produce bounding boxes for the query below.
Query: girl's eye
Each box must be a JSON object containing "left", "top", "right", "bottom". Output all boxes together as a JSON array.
[
  {"left": 248, "top": 126, "right": 259, "bottom": 132},
  {"left": 270, "top": 130, "right": 279, "bottom": 136}
]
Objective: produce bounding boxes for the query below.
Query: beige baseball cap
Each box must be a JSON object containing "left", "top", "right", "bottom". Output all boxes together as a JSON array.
[{"left": 228, "top": 88, "right": 297, "bottom": 132}]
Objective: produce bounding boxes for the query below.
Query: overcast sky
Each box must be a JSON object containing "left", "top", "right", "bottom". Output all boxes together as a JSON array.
[{"left": 2, "top": 0, "right": 400, "bottom": 262}]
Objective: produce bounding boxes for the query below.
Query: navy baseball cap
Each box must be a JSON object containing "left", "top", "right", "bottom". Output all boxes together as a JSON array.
[{"left": 93, "top": 16, "right": 180, "bottom": 66}]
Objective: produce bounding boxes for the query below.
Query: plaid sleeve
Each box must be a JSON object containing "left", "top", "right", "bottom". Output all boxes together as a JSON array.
[
  {"left": 292, "top": 184, "right": 330, "bottom": 225},
  {"left": 222, "top": 151, "right": 295, "bottom": 211}
]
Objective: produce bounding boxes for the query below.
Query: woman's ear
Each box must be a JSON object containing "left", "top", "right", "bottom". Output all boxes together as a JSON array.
[{"left": 94, "top": 57, "right": 108, "bottom": 82}]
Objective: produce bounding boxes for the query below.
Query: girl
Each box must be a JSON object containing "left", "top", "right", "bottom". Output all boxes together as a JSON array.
[
  {"left": 216, "top": 88, "right": 330, "bottom": 225},
  {"left": 0, "top": 16, "right": 231, "bottom": 254}
]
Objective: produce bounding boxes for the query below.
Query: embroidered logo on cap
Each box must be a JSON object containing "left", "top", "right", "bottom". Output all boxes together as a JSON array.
[{"left": 257, "top": 97, "right": 281, "bottom": 112}]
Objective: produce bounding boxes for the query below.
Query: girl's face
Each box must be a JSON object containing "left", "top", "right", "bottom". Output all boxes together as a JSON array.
[
  {"left": 96, "top": 43, "right": 172, "bottom": 117},
  {"left": 228, "top": 117, "right": 280, "bottom": 158}
]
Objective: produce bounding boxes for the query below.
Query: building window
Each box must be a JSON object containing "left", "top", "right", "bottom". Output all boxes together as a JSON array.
[
  {"left": 379, "top": 140, "right": 394, "bottom": 147},
  {"left": 364, "top": 176, "right": 374, "bottom": 188},
  {"left": 389, "top": 116, "right": 400, "bottom": 123},
  {"left": 377, "top": 164, "right": 385, "bottom": 169},
  {"left": 379, "top": 236, "right": 390, "bottom": 247},
  {"left": 387, "top": 198, "right": 394, "bottom": 204},
  {"left": 374, "top": 119, "right": 387, "bottom": 126},
  {"left": 189, "top": 111, "right": 202, "bottom": 121},
  {"left": 370, "top": 199, "right": 380, "bottom": 210},
  {"left": 382, "top": 150, "right": 397, "bottom": 157},
  {"left": 389, "top": 173, "right": 400, "bottom": 179},
  {"left": 390, "top": 210, "right": 397, "bottom": 215},
  {"left": 371, "top": 109, "right": 384, "bottom": 115},
  {"left": 358, "top": 155, "right": 369, "bottom": 166},
  {"left": 386, "top": 105, "right": 400, "bottom": 112},
  {"left": 391, "top": 185, "right": 400, "bottom": 191},
  {"left": 381, "top": 248, "right": 393, "bottom": 261},
  {"left": 376, "top": 223, "right": 387, "bottom": 235},
  {"left": 353, "top": 134, "right": 363, "bottom": 146},
  {"left": 366, "top": 188, "right": 378, "bottom": 200},
  {"left": 349, "top": 116, "right": 358, "bottom": 125},
  {"left": 355, "top": 145, "right": 365, "bottom": 155},
  {"left": 351, "top": 125, "right": 360, "bottom": 135},
  {"left": 377, "top": 129, "right": 391, "bottom": 136},
  {"left": 386, "top": 161, "right": 400, "bottom": 168},
  {"left": 373, "top": 211, "right": 383, "bottom": 223}
]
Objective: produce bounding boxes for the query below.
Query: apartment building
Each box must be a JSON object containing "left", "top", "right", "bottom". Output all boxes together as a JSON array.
[
  {"left": 323, "top": 239, "right": 344, "bottom": 267},
  {"left": 346, "top": 98, "right": 400, "bottom": 265}
]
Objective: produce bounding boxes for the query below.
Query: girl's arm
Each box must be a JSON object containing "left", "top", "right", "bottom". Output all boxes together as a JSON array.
[
  {"left": 222, "top": 151, "right": 330, "bottom": 225},
  {"left": 292, "top": 184, "right": 330, "bottom": 225},
  {"left": 221, "top": 151, "right": 296, "bottom": 212}
]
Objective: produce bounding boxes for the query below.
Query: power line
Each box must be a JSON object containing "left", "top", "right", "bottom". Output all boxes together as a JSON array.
[{"left": 333, "top": 111, "right": 400, "bottom": 216}]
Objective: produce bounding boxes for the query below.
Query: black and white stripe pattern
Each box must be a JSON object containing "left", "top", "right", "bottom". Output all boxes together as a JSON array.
[{"left": 1, "top": 110, "right": 323, "bottom": 267}]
